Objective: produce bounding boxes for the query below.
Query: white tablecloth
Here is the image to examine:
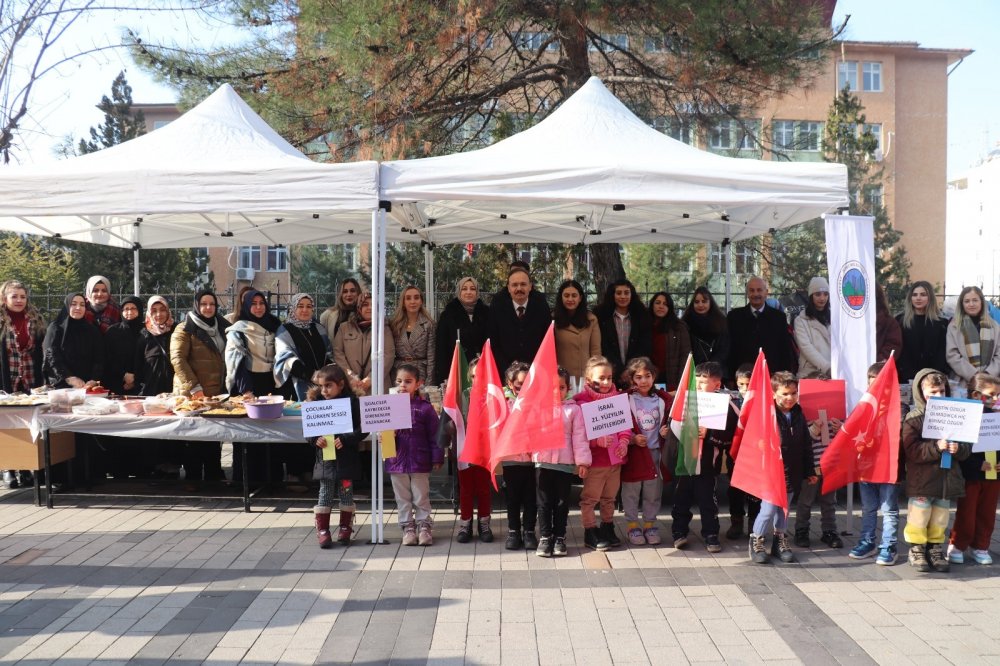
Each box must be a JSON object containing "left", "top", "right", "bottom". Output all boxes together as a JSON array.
[
  {"left": 0, "top": 406, "right": 45, "bottom": 440},
  {"left": 36, "top": 412, "right": 305, "bottom": 443}
]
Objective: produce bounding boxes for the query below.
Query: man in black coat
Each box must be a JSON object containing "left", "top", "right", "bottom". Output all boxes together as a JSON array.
[
  {"left": 726, "top": 276, "right": 796, "bottom": 378},
  {"left": 488, "top": 267, "right": 552, "bottom": 375}
]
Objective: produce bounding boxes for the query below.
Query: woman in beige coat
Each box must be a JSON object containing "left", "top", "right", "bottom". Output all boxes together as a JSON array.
[
  {"left": 334, "top": 292, "right": 394, "bottom": 396},
  {"left": 389, "top": 285, "right": 435, "bottom": 384},
  {"left": 946, "top": 285, "right": 1000, "bottom": 386},
  {"left": 794, "top": 277, "right": 832, "bottom": 379},
  {"left": 553, "top": 280, "right": 600, "bottom": 381}
]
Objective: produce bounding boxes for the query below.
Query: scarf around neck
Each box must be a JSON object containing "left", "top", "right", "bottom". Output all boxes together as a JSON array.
[{"left": 188, "top": 311, "right": 225, "bottom": 353}]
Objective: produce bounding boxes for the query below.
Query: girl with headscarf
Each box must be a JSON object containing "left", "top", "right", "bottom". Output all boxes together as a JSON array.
[
  {"left": 275, "top": 293, "right": 332, "bottom": 401},
  {"left": 320, "top": 278, "right": 363, "bottom": 343},
  {"left": 334, "top": 292, "right": 394, "bottom": 397},
  {"left": 433, "top": 276, "right": 490, "bottom": 385},
  {"left": 83, "top": 275, "right": 120, "bottom": 334},
  {"left": 102, "top": 296, "right": 144, "bottom": 395},
  {"left": 133, "top": 296, "right": 178, "bottom": 479},
  {"left": 42, "top": 293, "right": 104, "bottom": 388},
  {"left": 170, "top": 289, "right": 227, "bottom": 483},
  {"left": 225, "top": 290, "right": 282, "bottom": 397}
]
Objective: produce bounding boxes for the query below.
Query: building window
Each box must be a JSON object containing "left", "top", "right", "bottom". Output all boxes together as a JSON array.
[
  {"left": 516, "top": 31, "right": 558, "bottom": 51},
  {"left": 710, "top": 119, "right": 758, "bottom": 151},
  {"left": 709, "top": 243, "right": 756, "bottom": 274},
  {"left": 652, "top": 116, "right": 692, "bottom": 144},
  {"left": 590, "top": 33, "right": 628, "bottom": 52},
  {"left": 710, "top": 119, "right": 732, "bottom": 149},
  {"left": 864, "top": 185, "right": 884, "bottom": 210},
  {"left": 644, "top": 35, "right": 667, "bottom": 53},
  {"left": 799, "top": 121, "right": 821, "bottom": 151},
  {"left": 863, "top": 123, "right": 882, "bottom": 152},
  {"left": 862, "top": 62, "right": 882, "bottom": 92},
  {"left": 152, "top": 120, "right": 171, "bottom": 130},
  {"left": 266, "top": 246, "right": 288, "bottom": 272},
  {"left": 773, "top": 120, "right": 796, "bottom": 150},
  {"left": 238, "top": 246, "right": 261, "bottom": 270},
  {"left": 837, "top": 60, "right": 857, "bottom": 91}
]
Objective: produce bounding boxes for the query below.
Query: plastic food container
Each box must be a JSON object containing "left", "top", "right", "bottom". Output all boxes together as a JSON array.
[
  {"left": 246, "top": 396, "right": 284, "bottom": 420},
  {"left": 72, "top": 398, "right": 119, "bottom": 415},
  {"left": 282, "top": 401, "right": 302, "bottom": 416},
  {"left": 118, "top": 399, "right": 146, "bottom": 415},
  {"left": 142, "top": 397, "right": 173, "bottom": 415},
  {"left": 48, "top": 388, "right": 87, "bottom": 412}
]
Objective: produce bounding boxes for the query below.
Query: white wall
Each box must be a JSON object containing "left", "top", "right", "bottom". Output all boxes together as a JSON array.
[{"left": 946, "top": 151, "right": 1000, "bottom": 296}]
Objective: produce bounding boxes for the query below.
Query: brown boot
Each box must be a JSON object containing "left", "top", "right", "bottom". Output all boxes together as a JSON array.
[
  {"left": 337, "top": 507, "right": 355, "bottom": 545},
  {"left": 314, "top": 507, "right": 334, "bottom": 549}
]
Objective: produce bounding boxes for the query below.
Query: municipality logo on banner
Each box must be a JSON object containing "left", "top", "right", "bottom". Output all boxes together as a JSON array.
[{"left": 837, "top": 260, "right": 869, "bottom": 319}]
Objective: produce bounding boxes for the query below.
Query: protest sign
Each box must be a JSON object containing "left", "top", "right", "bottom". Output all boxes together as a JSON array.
[
  {"left": 580, "top": 393, "right": 631, "bottom": 464},
  {"left": 359, "top": 393, "right": 412, "bottom": 432},
  {"left": 696, "top": 391, "right": 731, "bottom": 430},
  {"left": 973, "top": 411, "right": 1000, "bottom": 453},
  {"left": 922, "top": 397, "right": 984, "bottom": 443},
  {"left": 799, "top": 379, "right": 847, "bottom": 421},
  {"left": 301, "top": 398, "right": 353, "bottom": 439}
]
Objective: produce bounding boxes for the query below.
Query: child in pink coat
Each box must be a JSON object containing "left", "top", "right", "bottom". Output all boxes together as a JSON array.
[{"left": 534, "top": 367, "right": 592, "bottom": 557}]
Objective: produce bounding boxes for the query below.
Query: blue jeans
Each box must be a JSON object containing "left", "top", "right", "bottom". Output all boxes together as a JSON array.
[
  {"left": 859, "top": 482, "right": 899, "bottom": 549},
  {"left": 753, "top": 493, "right": 793, "bottom": 535}
]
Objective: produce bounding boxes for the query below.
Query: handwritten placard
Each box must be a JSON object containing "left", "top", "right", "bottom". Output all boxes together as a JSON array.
[
  {"left": 799, "top": 379, "right": 847, "bottom": 421},
  {"left": 301, "top": 398, "right": 354, "bottom": 438},
  {"left": 973, "top": 411, "right": 1000, "bottom": 452},
  {"left": 580, "top": 393, "right": 631, "bottom": 442},
  {"left": 696, "top": 391, "right": 731, "bottom": 430},
  {"left": 359, "top": 393, "right": 412, "bottom": 432},
  {"left": 922, "top": 397, "right": 984, "bottom": 444}
]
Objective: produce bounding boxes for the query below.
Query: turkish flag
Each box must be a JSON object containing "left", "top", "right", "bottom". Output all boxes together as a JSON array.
[
  {"left": 458, "top": 340, "right": 507, "bottom": 472},
  {"left": 490, "top": 324, "right": 563, "bottom": 485},
  {"left": 730, "top": 350, "right": 788, "bottom": 509},
  {"left": 820, "top": 355, "right": 901, "bottom": 494}
]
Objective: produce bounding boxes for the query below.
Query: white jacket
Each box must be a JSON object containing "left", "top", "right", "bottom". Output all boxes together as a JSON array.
[{"left": 794, "top": 314, "right": 831, "bottom": 378}]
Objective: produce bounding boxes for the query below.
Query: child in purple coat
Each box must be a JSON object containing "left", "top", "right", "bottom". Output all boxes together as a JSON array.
[{"left": 386, "top": 363, "right": 442, "bottom": 546}]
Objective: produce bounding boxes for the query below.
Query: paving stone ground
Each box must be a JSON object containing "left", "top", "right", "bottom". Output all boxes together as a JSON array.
[{"left": 0, "top": 485, "right": 997, "bottom": 665}]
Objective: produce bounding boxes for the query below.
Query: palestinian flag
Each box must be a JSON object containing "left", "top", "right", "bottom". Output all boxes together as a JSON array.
[
  {"left": 442, "top": 341, "right": 470, "bottom": 466},
  {"left": 670, "top": 353, "right": 700, "bottom": 476}
]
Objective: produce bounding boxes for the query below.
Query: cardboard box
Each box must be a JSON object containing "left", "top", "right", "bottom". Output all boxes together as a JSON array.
[{"left": 0, "top": 430, "right": 75, "bottom": 470}]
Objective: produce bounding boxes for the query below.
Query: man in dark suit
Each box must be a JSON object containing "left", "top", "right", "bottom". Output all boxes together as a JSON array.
[
  {"left": 488, "top": 266, "right": 552, "bottom": 375},
  {"left": 726, "top": 276, "right": 796, "bottom": 378}
]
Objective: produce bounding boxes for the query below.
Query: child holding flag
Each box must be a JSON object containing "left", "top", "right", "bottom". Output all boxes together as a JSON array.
[
  {"left": 501, "top": 361, "right": 536, "bottom": 550},
  {"left": 533, "top": 367, "right": 591, "bottom": 557},
  {"left": 387, "top": 364, "right": 442, "bottom": 547},
  {"left": 900, "top": 369, "right": 970, "bottom": 572},
  {"left": 725, "top": 363, "right": 759, "bottom": 540},
  {"left": 948, "top": 373, "right": 1000, "bottom": 565},
  {"left": 621, "top": 357, "right": 671, "bottom": 546},
  {"left": 575, "top": 355, "right": 631, "bottom": 551}
]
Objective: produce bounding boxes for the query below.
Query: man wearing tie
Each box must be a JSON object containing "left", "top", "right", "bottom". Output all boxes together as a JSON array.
[
  {"left": 726, "top": 276, "right": 796, "bottom": 379},
  {"left": 489, "top": 266, "right": 552, "bottom": 374}
]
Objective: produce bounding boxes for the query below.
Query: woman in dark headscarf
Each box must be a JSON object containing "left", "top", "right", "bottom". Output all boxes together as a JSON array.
[
  {"left": 225, "top": 290, "right": 282, "bottom": 398},
  {"left": 83, "top": 275, "right": 120, "bottom": 334},
  {"left": 434, "top": 276, "right": 490, "bottom": 385},
  {"left": 170, "top": 288, "right": 227, "bottom": 484},
  {"left": 103, "top": 296, "right": 144, "bottom": 395},
  {"left": 42, "top": 293, "right": 104, "bottom": 388},
  {"left": 133, "top": 296, "right": 179, "bottom": 479}
]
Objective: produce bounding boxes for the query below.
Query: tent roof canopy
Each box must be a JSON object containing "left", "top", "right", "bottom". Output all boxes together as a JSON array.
[
  {"left": 0, "top": 84, "right": 378, "bottom": 249},
  {"left": 381, "top": 77, "right": 849, "bottom": 245}
]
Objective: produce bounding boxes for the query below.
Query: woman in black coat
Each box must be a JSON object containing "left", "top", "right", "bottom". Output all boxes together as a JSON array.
[
  {"left": 42, "top": 293, "right": 104, "bottom": 389},
  {"left": 433, "top": 276, "right": 490, "bottom": 384},
  {"left": 593, "top": 279, "right": 652, "bottom": 386},
  {"left": 681, "top": 287, "right": 731, "bottom": 371},
  {"left": 103, "top": 296, "right": 144, "bottom": 396},
  {"left": 135, "top": 296, "right": 176, "bottom": 397}
]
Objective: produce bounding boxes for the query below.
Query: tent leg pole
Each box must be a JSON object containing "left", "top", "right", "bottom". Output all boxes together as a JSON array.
[
  {"left": 723, "top": 239, "right": 732, "bottom": 312},
  {"left": 134, "top": 248, "right": 141, "bottom": 297},
  {"left": 424, "top": 244, "right": 435, "bottom": 319}
]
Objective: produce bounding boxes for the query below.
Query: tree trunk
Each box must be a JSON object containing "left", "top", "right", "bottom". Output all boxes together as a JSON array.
[{"left": 589, "top": 243, "right": 626, "bottom": 298}]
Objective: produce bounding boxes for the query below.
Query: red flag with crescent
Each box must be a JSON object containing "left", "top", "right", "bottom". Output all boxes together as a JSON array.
[
  {"left": 820, "top": 355, "right": 901, "bottom": 494},
  {"left": 459, "top": 339, "right": 508, "bottom": 473},
  {"left": 730, "top": 350, "right": 788, "bottom": 509}
]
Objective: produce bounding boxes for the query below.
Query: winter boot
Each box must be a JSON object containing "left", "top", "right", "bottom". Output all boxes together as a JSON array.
[
  {"left": 478, "top": 516, "right": 494, "bottom": 543},
  {"left": 820, "top": 531, "right": 843, "bottom": 549},
  {"left": 601, "top": 522, "right": 622, "bottom": 549},
  {"left": 401, "top": 521, "right": 418, "bottom": 546},
  {"left": 725, "top": 517, "right": 744, "bottom": 540},
  {"left": 418, "top": 521, "right": 434, "bottom": 546},
  {"left": 908, "top": 544, "right": 931, "bottom": 572},
  {"left": 927, "top": 543, "right": 949, "bottom": 573},
  {"left": 749, "top": 534, "right": 769, "bottom": 564},
  {"left": 314, "top": 507, "right": 334, "bottom": 549},
  {"left": 773, "top": 532, "right": 795, "bottom": 563},
  {"left": 457, "top": 519, "right": 473, "bottom": 543},
  {"left": 336, "top": 508, "right": 355, "bottom": 545},
  {"left": 793, "top": 527, "right": 811, "bottom": 548},
  {"left": 584, "top": 527, "right": 610, "bottom": 551}
]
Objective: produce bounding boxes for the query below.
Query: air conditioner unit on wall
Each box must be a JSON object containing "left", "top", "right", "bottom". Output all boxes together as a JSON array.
[{"left": 236, "top": 267, "right": 255, "bottom": 281}]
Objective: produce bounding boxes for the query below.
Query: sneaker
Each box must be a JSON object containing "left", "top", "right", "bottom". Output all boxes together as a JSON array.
[
  {"left": 908, "top": 544, "right": 931, "bottom": 572},
  {"left": 947, "top": 544, "right": 965, "bottom": 564},
  {"left": 849, "top": 539, "right": 877, "bottom": 559},
  {"left": 643, "top": 526, "right": 662, "bottom": 545},
  {"left": 504, "top": 530, "right": 523, "bottom": 550},
  {"left": 523, "top": 531, "right": 539, "bottom": 551},
  {"left": 820, "top": 531, "right": 843, "bottom": 549},
  {"left": 601, "top": 522, "right": 621, "bottom": 549},
  {"left": 417, "top": 522, "right": 434, "bottom": 547},
  {"left": 673, "top": 533, "right": 690, "bottom": 549},
  {"left": 478, "top": 517, "right": 494, "bottom": 543},
  {"left": 793, "top": 528, "right": 810, "bottom": 548},
  {"left": 627, "top": 526, "right": 645, "bottom": 546},
  {"left": 725, "top": 518, "right": 744, "bottom": 540},
  {"left": 705, "top": 534, "right": 722, "bottom": 553},
  {"left": 875, "top": 546, "right": 897, "bottom": 566},
  {"left": 456, "top": 519, "right": 472, "bottom": 544},
  {"left": 401, "top": 522, "right": 418, "bottom": 547},
  {"left": 584, "top": 527, "right": 609, "bottom": 551},
  {"left": 553, "top": 537, "right": 568, "bottom": 557},
  {"left": 927, "top": 543, "right": 949, "bottom": 573},
  {"left": 972, "top": 549, "right": 993, "bottom": 565},
  {"left": 749, "top": 534, "right": 769, "bottom": 564},
  {"left": 536, "top": 535, "right": 553, "bottom": 557},
  {"left": 774, "top": 533, "right": 795, "bottom": 563}
]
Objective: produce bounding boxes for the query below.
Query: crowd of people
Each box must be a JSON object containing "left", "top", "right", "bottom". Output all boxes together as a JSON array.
[{"left": 1, "top": 265, "right": 998, "bottom": 569}]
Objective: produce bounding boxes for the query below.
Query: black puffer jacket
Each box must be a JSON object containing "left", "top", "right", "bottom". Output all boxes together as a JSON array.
[{"left": 775, "top": 403, "right": 815, "bottom": 493}]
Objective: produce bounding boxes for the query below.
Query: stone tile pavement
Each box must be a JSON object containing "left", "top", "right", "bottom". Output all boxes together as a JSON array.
[{"left": 0, "top": 487, "right": 998, "bottom": 665}]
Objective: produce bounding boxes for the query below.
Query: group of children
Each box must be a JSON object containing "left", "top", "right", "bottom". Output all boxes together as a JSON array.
[{"left": 299, "top": 355, "right": 999, "bottom": 572}]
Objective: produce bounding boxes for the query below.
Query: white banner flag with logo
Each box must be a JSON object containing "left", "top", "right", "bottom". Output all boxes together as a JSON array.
[{"left": 824, "top": 214, "right": 876, "bottom": 411}]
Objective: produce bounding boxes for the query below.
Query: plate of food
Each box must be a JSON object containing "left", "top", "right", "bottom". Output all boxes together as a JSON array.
[
  {"left": 201, "top": 406, "right": 248, "bottom": 419},
  {"left": 0, "top": 394, "right": 49, "bottom": 407},
  {"left": 283, "top": 400, "right": 302, "bottom": 416}
]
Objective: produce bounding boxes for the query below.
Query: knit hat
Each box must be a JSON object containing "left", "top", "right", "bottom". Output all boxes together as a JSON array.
[{"left": 808, "top": 277, "right": 830, "bottom": 296}]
